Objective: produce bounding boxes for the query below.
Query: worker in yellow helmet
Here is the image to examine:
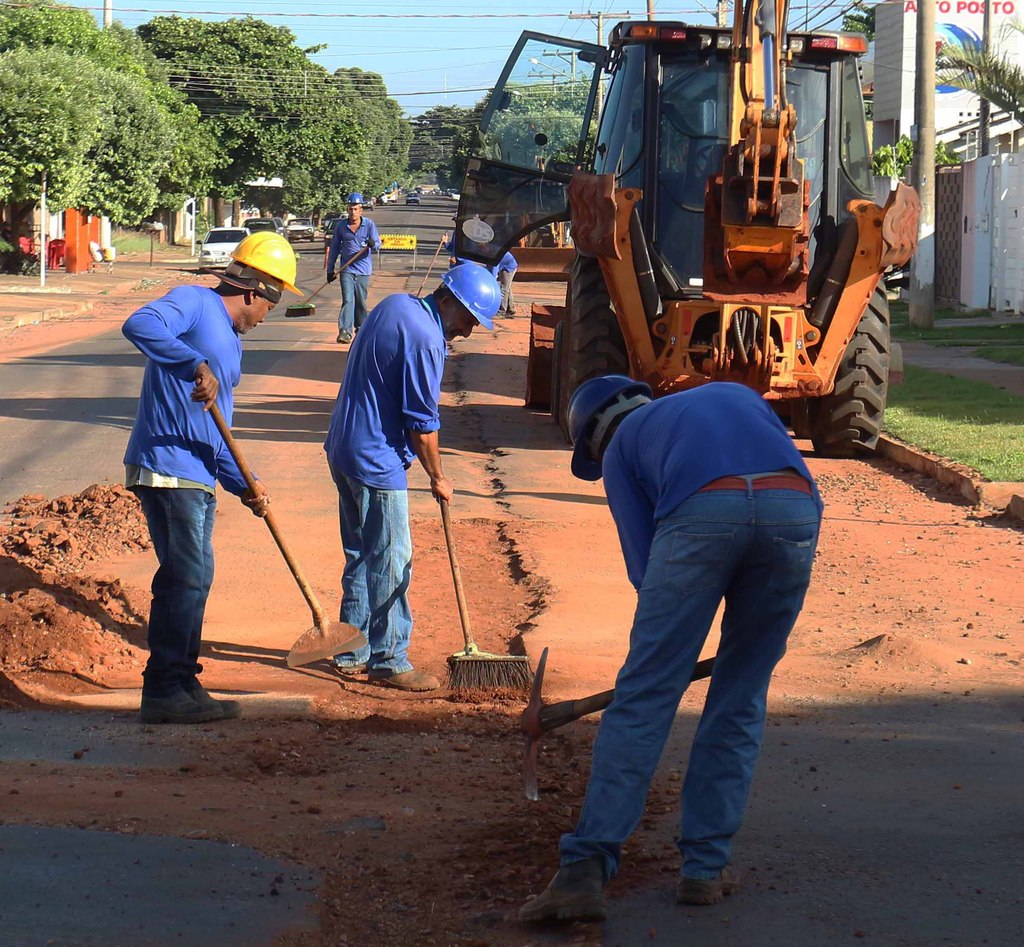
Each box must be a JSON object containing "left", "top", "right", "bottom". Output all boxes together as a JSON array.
[{"left": 122, "top": 232, "right": 301, "bottom": 725}]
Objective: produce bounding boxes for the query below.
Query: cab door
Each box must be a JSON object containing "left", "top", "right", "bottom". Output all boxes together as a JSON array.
[{"left": 454, "top": 32, "right": 606, "bottom": 265}]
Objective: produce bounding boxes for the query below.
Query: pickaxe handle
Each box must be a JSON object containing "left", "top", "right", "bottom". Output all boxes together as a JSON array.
[{"left": 520, "top": 648, "right": 715, "bottom": 800}]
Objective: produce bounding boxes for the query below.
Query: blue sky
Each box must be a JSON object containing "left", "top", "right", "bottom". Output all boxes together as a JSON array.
[{"left": 77, "top": 0, "right": 852, "bottom": 115}]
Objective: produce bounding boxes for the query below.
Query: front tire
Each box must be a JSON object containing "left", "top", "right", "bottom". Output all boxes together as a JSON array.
[
  {"left": 558, "top": 254, "right": 630, "bottom": 432},
  {"left": 810, "top": 285, "right": 891, "bottom": 456}
]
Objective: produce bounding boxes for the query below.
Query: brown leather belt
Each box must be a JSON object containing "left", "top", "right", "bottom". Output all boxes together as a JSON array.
[{"left": 698, "top": 474, "right": 812, "bottom": 495}]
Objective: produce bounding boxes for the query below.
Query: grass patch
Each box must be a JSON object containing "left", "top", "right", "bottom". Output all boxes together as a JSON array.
[
  {"left": 973, "top": 346, "right": 1024, "bottom": 367},
  {"left": 112, "top": 230, "right": 157, "bottom": 254},
  {"left": 888, "top": 301, "right": 990, "bottom": 328},
  {"left": 885, "top": 364, "right": 1024, "bottom": 481}
]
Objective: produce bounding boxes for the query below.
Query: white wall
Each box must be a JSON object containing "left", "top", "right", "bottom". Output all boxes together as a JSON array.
[
  {"left": 960, "top": 151, "right": 1024, "bottom": 312},
  {"left": 990, "top": 153, "right": 1024, "bottom": 312},
  {"left": 960, "top": 155, "right": 993, "bottom": 309}
]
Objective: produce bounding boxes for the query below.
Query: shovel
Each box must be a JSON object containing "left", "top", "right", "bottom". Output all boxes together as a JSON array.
[{"left": 208, "top": 403, "right": 367, "bottom": 668}]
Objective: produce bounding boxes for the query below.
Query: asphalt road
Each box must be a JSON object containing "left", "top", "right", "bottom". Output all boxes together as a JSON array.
[{"left": 0, "top": 197, "right": 457, "bottom": 506}]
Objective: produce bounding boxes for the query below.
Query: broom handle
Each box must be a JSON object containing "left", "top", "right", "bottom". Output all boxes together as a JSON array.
[
  {"left": 208, "top": 403, "right": 326, "bottom": 626},
  {"left": 416, "top": 233, "right": 449, "bottom": 296},
  {"left": 439, "top": 497, "right": 476, "bottom": 651}
]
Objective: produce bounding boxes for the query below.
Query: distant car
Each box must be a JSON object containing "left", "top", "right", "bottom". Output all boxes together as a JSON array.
[
  {"left": 323, "top": 216, "right": 341, "bottom": 248},
  {"left": 405, "top": 194, "right": 421, "bottom": 205},
  {"left": 286, "top": 218, "right": 315, "bottom": 242},
  {"left": 448, "top": 191, "right": 461, "bottom": 201},
  {"left": 197, "top": 227, "right": 249, "bottom": 269},
  {"left": 245, "top": 217, "right": 285, "bottom": 235}
]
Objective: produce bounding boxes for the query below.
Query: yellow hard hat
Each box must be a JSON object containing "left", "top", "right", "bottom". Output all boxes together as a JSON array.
[{"left": 229, "top": 232, "right": 302, "bottom": 295}]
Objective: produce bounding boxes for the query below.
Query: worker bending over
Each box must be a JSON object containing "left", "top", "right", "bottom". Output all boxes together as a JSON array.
[
  {"left": 324, "top": 263, "right": 501, "bottom": 692},
  {"left": 521, "top": 377, "right": 823, "bottom": 924}
]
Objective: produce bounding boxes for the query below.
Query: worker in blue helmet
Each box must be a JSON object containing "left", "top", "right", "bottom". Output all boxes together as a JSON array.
[
  {"left": 520, "top": 376, "right": 824, "bottom": 926},
  {"left": 446, "top": 220, "right": 518, "bottom": 318},
  {"left": 326, "top": 192, "right": 380, "bottom": 344},
  {"left": 323, "top": 263, "right": 501, "bottom": 692}
]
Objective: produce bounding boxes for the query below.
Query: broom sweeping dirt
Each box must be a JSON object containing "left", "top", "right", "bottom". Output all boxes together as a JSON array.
[
  {"left": 285, "top": 244, "right": 371, "bottom": 318},
  {"left": 441, "top": 497, "right": 532, "bottom": 692},
  {"left": 208, "top": 403, "right": 367, "bottom": 668}
]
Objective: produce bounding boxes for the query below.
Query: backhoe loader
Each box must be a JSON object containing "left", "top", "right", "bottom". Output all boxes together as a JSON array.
[{"left": 454, "top": 1, "right": 920, "bottom": 455}]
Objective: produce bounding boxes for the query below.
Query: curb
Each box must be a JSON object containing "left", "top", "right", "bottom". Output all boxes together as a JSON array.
[
  {"left": 0, "top": 298, "right": 95, "bottom": 329},
  {"left": 0, "top": 272, "right": 173, "bottom": 331},
  {"left": 876, "top": 434, "right": 1024, "bottom": 522}
]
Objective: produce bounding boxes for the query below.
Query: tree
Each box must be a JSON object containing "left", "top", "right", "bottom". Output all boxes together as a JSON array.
[
  {"left": 137, "top": 16, "right": 408, "bottom": 212},
  {"left": 872, "top": 134, "right": 960, "bottom": 180},
  {"left": 0, "top": 1, "right": 218, "bottom": 219},
  {"left": 842, "top": 2, "right": 876, "bottom": 43},
  {"left": 0, "top": 47, "right": 103, "bottom": 211},
  {"left": 410, "top": 104, "right": 485, "bottom": 189},
  {"left": 938, "top": 19, "right": 1024, "bottom": 126}
]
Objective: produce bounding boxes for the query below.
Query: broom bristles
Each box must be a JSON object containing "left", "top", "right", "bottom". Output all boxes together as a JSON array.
[{"left": 447, "top": 652, "right": 533, "bottom": 691}]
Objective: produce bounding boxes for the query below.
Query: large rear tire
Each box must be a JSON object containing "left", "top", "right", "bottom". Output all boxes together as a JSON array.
[
  {"left": 810, "top": 286, "right": 891, "bottom": 456},
  {"left": 558, "top": 254, "right": 629, "bottom": 433}
]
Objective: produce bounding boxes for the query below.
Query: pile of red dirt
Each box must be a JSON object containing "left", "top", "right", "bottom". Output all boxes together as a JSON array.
[
  {"left": 0, "top": 556, "right": 146, "bottom": 705},
  {"left": 1, "top": 483, "right": 150, "bottom": 572}
]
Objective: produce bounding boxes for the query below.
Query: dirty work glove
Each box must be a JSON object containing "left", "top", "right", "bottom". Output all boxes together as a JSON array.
[{"left": 326, "top": 270, "right": 337, "bottom": 283}]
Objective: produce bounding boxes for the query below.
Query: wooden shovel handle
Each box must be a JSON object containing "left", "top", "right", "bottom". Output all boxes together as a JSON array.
[
  {"left": 207, "top": 402, "right": 326, "bottom": 626},
  {"left": 439, "top": 497, "right": 476, "bottom": 652}
]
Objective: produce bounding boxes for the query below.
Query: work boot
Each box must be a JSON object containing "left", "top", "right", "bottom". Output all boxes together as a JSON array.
[
  {"left": 331, "top": 662, "right": 367, "bottom": 677},
  {"left": 336, "top": 330, "right": 352, "bottom": 344},
  {"left": 367, "top": 668, "right": 440, "bottom": 692},
  {"left": 676, "top": 866, "right": 740, "bottom": 906},
  {"left": 518, "top": 856, "right": 607, "bottom": 924},
  {"left": 140, "top": 691, "right": 225, "bottom": 725},
  {"left": 183, "top": 681, "right": 242, "bottom": 720}
]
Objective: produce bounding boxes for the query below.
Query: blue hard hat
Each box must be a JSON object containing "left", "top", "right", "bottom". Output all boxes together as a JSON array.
[
  {"left": 347, "top": 192, "right": 364, "bottom": 205},
  {"left": 567, "top": 374, "right": 653, "bottom": 480},
  {"left": 441, "top": 262, "right": 501, "bottom": 329}
]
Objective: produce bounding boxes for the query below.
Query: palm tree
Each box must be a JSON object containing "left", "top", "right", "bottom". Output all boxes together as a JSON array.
[{"left": 938, "top": 19, "right": 1024, "bottom": 126}]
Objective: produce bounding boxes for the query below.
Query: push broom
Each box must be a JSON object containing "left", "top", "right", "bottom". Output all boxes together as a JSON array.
[{"left": 441, "top": 497, "right": 532, "bottom": 692}]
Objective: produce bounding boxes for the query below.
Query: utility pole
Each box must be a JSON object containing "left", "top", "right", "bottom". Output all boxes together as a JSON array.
[
  {"left": 568, "top": 10, "right": 633, "bottom": 47},
  {"left": 647, "top": 0, "right": 656, "bottom": 19},
  {"left": 717, "top": 0, "right": 730, "bottom": 28},
  {"left": 103, "top": 0, "right": 112, "bottom": 28},
  {"left": 568, "top": 10, "right": 632, "bottom": 114},
  {"left": 979, "top": 0, "right": 993, "bottom": 157},
  {"left": 909, "top": 0, "right": 936, "bottom": 329},
  {"left": 40, "top": 171, "right": 47, "bottom": 290}
]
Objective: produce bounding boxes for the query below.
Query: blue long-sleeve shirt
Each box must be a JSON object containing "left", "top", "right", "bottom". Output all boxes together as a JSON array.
[
  {"left": 327, "top": 216, "right": 380, "bottom": 277},
  {"left": 122, "top": 285, "right": 249, "bottom": 496},
  {"left": 324, "top": 293, "right": 447, "bottom": 490},
  {"left": 602, "top": 383, "right": 823, "bottom": 589}
]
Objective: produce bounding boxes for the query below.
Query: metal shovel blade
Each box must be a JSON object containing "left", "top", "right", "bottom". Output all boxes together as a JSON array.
[{"left": 286, "top": 620, "right": 367, "bottom": 668}]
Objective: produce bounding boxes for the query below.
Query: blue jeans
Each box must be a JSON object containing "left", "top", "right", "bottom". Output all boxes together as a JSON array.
[
  {"left": 134, "top": 487, "right": 216, "bottom": 698},
  {"left": 330, "top": 468, "right": 414, "bottom": 674},
  {"left": 338, "top": 272, "right": 370, "bottom": 332},
  {"left": 559, "top": 486, "right": 821, "bottom": 881}
]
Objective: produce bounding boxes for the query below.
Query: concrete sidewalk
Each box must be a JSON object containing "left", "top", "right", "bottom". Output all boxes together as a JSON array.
[{"left": 0, "top": 253, "right": 198, "bottom": 329}]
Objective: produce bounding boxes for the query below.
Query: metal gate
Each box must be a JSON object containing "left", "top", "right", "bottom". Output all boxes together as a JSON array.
[{"left": 935, "top": 167, "right": 963, "bottom": 306}]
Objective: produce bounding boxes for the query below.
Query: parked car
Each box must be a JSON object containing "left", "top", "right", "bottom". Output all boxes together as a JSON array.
[
  {"left": 447, "top": 191, "right": 460, "bottom": 201},
  {"left": 245, "top": 216, "right": 285, "bottom": 235},
  {"left": 405, "top": 194, "right": 421, "bottom": 205},
  {"left": 286, "top": 218, "right": 315, "bottom": 242},
  {"left": 197, "top": 227, "right": 249, "bottom": 269},
  {"left": 323, "top": 216, "right": 341, "bottom": 248}
]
